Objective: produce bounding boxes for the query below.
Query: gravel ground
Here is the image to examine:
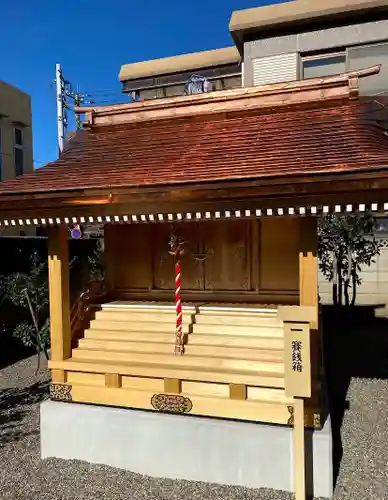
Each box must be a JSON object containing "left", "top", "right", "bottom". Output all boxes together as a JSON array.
[
  {"left": 1, "top": 354, "right": 388, "bottom": 500},
  {"left": 333, "top": 378, "right": 388, "bottom": 500}
]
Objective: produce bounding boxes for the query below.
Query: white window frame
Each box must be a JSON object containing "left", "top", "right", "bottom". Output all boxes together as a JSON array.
[
  {"left": 0, "top": 126, "right": 2, "bottom": 181},
  {"left": 300, "top": 51, "right": 346, "bottom": 79},
  {"left": 13, "top": 126, "right": 23, "bottom": 148},
  {"left": 13, "top": 126, "right": 24, "bottom": 176}
]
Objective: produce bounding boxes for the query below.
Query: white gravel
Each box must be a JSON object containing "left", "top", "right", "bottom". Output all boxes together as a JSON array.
[{"left": 1, "top": 353, "right": 388, "bottom": 499}]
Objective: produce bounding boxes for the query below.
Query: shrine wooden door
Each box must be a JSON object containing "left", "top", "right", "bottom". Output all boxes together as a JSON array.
[{"left": 153, "top": 220, "right": 252, "bottom": 293}]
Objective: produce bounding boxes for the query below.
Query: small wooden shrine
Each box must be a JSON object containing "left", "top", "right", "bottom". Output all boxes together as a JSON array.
[{"left": 0, "top": 65, "right": 387, "bottom": 500}]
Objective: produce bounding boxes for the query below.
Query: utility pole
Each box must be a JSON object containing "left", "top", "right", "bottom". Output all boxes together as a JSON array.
[
  {"left": 55, "top": 64, "right": 65, "bottom": 155},
  {"left": 55, "top": 65, "right": 94, "bottom": 155}
]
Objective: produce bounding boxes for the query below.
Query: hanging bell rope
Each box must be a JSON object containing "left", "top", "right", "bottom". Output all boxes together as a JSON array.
[{"left": 168, "top": 233, "right": 186, "bottom": 355}]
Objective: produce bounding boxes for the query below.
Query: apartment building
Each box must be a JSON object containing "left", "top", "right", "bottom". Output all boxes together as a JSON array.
[
  {"left": 0, "top": 80, "right": 33, "bottom": 181},
  {"left": 119, "top": 0, "right": 388, "bottom": 99},
  {"left": 119, "top": 46, "right": 242, "bottom": 100},
  {"left": 231, "top": 0, "right": 388, "bottom": 95}
]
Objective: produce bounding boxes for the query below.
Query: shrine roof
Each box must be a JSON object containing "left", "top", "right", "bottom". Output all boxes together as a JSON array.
[{"left": 0, "top": 66, "right": 387, "bottom": 200}]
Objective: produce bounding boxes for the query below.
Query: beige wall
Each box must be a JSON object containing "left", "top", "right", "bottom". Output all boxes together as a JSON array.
[{"left": 0, "top": 80, "right": 33, "bottom": 181}]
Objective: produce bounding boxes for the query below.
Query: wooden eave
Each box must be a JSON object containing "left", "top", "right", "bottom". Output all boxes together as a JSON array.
[
  {"left": 1, "top": 168, "right": 388, "bottom": 221},
  {"left": 0, "top": 65, "right": 386, "bottom": 221},
  {"left": 76, "top": 67, "right": 378, "bottom": 128}
]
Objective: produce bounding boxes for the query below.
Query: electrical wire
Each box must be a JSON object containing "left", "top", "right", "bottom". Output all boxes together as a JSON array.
[{"left": 0, "top": 151, "right": 49, "bottom": 166}]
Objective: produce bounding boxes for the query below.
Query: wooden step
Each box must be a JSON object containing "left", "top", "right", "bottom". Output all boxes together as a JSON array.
[
  {"left": 89, "top": 320, "right": 192, "bottom": 334},
  {"left": 101, "top": 303, "right": 278, "bottom": 318},
  {"left": 84, "top": 329, "right": 284, "bottom": 349},
  {"left": 193, "top": 314, "right": 282, "bottom": 327},
  {"left": 94, "top": 310, "right": 281, "bottom": 328},
  {"left": 192, "top": 323, "right": 283, "bottom": 336},
  {"left": 95, "top": 310, "right": 195, "bottom": 323},
  {"left": 51, "top": 357, "right": 285, "bottom": 388},
  {"left": 72, "top": 348, "right": 284, "bottom": 374},
  {"left": 101, "top": 302, "right": 196, "bottom": 313},
  {"left": 78, "top": 338, "right": 284, "bottom": 361},
  {"left": 90, "top": 318, "right": 283, "bottom": 336},
  {"left": 197, "top": 307, "right": 278, "bottom": 316}
]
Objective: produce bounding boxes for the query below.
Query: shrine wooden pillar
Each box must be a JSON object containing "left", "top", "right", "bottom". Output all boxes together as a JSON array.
[
  {"left": 48, "top": 226, "right": 71, "bottom": 366},
  {"left": 299, "top": 216, "right": 320, "bottom": 382},
  {"left": 292, "top": 215, "right": 319, "bottom": 500},
  {"left": 299, "top": 217, "right": 318, "bottom": 327}
]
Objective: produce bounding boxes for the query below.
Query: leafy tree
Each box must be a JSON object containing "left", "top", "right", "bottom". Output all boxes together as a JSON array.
[
  {"left": 0, "top": 252, "right": 50, "bottom": 370},
  {"left": 87, "top": 239, "right": 105, "bottom": 282},
  {"left": 318, "top": 212, "right": 381, "bottom": 306},
  {"left": 0, "top": 240, "right": 103, "bottom": 372}
]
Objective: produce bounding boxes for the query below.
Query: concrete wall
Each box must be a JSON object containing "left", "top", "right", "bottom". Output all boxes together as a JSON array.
[
  {"left": 0, "top": 80, "right": 33, "bottom": 181},
  {"left": 243, "top": 19, "right": 388, "bottom": 92},
  {"left": 41, "top": 400, "right": 334, "bottom": 499}
]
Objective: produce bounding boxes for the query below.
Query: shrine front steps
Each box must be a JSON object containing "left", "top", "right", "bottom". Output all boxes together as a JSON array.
[
  {"left": 71, "top": 348, "right": 284, "bottom": 375},
  {"left": 74, "top": 304, "right": 286, "bottom": 379},
  {"left": 90, "top": 305, "right": 284, "bottom": 336},
  {"left": 70, "top": 302, "right": 286, "bottom": 384},
  {"left": 50, "top": 301, "right": 326, "bottom": 423},
  {"left": 94, "top": 309, "right": 282, "bottom": 327},
  {"left": 89, "top": 319, "right": 283, "bottom": 337},
  {"left": 52, "top": 356, "right": 285, "bottom": 388},
  {"left": 84, "top": 329, "right": 284, "bottom": 349},
  {"left": 78, "top": 337, "right": 284, "bottom": 361}
]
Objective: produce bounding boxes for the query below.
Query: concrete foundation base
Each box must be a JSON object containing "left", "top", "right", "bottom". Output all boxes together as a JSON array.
[{"left": 40, "top": 401, "right": 333, "bottom": 498}]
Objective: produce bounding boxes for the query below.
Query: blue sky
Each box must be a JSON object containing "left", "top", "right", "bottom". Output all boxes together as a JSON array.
[{"left": 0, "top": 0, "right": 287, "bottom": 168}]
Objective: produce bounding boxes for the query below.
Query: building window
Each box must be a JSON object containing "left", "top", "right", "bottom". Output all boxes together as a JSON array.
[
  {"left": 14, "top": 127, "right": 23, "bottom": 177},
  {"left": 301, "top": 53, "right": 346, "bottom": 80},
  {"left": 0, "top": 127, "right": 2, "bottom": 181},
  {"left": 347, "top": 42, "right": 388, "bottom": 96},
  {"left": 252, "top": 53, "right": 299, "bottom": 87}
]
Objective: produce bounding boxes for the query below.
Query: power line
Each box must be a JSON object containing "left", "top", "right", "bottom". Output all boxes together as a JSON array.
[
  {"left": 55, "top": 64, "right": 136, "bottom": 151},
  {"left": 78, "top": 88, "right": 122, "bottom": 95},
  {"left": 55, "top": 64, "right": 96, "bottom": 155},
  {"left": 0, "top": 150, "right": 49, "bottom": 166}
]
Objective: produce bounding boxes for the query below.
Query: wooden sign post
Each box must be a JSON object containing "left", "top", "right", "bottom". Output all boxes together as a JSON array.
[{"left": 278, "top": 306, "right": 316, "bottom": 500}]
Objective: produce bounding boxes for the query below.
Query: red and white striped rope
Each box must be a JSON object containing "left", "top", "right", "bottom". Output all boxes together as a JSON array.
[{"left": 174, "top": 259, "right": 184, "bottom": 355}]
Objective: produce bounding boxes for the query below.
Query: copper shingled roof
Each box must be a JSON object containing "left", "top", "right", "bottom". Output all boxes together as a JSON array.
[{"left": 0, "top": 101, "right": 387, "bottom": 195}]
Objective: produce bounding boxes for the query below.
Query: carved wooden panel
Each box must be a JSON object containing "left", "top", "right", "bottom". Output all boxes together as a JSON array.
[
  {"left": 153, "top": 223, "right": 203, "bottom": 290},
  {"left": 114, "top": 224, "right": 152, "bottom": 289},
  {"left": 203, "top": 220, "right": 251, "bottom": 291},
  {"left": 259, "top": 218, "right": 299, "bottom": 292}
]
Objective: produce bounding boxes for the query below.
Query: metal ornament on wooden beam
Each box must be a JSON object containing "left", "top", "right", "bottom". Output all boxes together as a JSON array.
[
  {"left": 168, "top": 232, "right": 186, "bottom": 356},
  {"left": 70, "top": 224, "right": 82, "bottom": 240}
]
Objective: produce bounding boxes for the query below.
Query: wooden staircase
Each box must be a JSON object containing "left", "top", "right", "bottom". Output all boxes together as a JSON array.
[
  {"left": 73, "top": 302, "right": 285, "bottom": 386},
  {"left": 49, "top": 301, "right": 320, "bottom": 500},
  {"left": 50, "top": 301, "right": 321, "bottom": 428}
]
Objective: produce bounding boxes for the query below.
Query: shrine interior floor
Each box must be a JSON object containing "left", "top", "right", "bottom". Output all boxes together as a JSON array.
[{"left": 1, "top": 321, "right": 388, "bottom": 500}]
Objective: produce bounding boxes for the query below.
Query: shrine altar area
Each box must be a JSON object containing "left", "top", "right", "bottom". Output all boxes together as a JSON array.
[{"left": 105, "top": 217, "right": 302, "bottom": 305}]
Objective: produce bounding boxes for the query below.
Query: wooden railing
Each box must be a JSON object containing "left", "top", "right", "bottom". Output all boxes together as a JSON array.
[{"left": 70, "top": 280, "right": 111, "bottom": 347}]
